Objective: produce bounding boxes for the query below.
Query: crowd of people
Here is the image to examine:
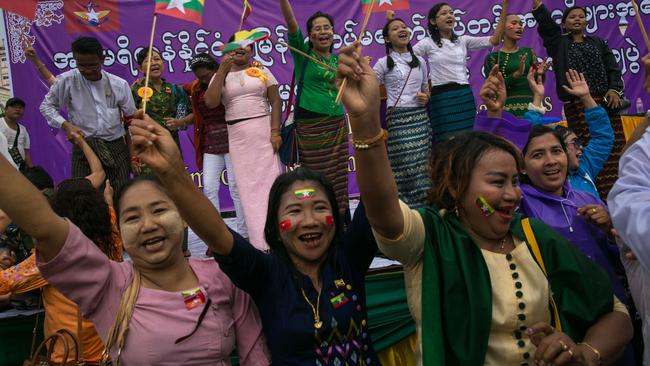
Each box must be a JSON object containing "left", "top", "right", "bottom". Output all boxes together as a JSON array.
[{"left": 1, "top": 0, "right": 650, "bottom": 365}]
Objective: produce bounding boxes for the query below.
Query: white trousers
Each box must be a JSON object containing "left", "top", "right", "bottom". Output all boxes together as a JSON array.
[{"left": 202, "top": 153, "right": 248, "bottom": 237}]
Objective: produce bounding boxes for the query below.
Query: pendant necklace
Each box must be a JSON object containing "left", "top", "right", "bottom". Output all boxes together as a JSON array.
[{"left": 300, "top": 287, "right": 323, "bottom": 330}]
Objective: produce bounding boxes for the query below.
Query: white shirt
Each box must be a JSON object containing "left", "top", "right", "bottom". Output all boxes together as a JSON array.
[
  {"left": 413, "top": 35, "right": 492, "bottom": 86},
  {"left": 0, "top": 118, "right": 30, "bottom": 159},
  {"left": 373, "top": 51, "right": 428, "bottom": 108},
  {"left": 40, "top": 69, "right": 136, "bottom": 141},
  {"left": 0, "top": 131, "right": 17, "bottom": 169}
]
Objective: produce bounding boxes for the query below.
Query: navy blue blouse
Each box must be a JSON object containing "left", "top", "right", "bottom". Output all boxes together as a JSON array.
[{"left": 215, "top": 203, "right": 381, "bottom": 365}]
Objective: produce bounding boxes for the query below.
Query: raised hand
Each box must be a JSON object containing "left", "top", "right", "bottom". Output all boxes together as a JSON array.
[
  {"left": 562, "top": 69, "right": 590, "bottom": 99},
  {"left": 527, "top": 65, "right": 545, "bottom": 98},
  {"left": 479, "top": 65, "right": 506, "bottom": 115},
  {"left": 336, "top": 41, "right": 380, "bottom": 119},
  {"left": 129, "top": 110, "right": 184, "bottom": 176},
  {"left": 512, "top": 53, "right": 528, "bottom": 79}
]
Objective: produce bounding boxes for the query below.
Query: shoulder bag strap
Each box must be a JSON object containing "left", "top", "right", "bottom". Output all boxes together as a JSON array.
[
  {"left": 385, "top": 66, "right": 414, "bottom": 122},
  {"left": 76, "top": 308, "right": 84, "bottom": 361},
  {"left": 28, "top": 289, "right": 43, "bottom": 360},
  {"left": 521, "top": 218, "right": 563, "bottom": 332},
  {"left": 13, "top": 124, "right": 20, "bottom": 149},
  {"left": 293, "top": 58, "right": 310, "bottom": 115}
]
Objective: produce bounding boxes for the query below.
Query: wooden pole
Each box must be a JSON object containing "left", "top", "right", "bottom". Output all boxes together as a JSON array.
[
  {"left": 335, "top": 0, "right": 375, "bottom": 104},
  {"left": 142, "top": 14, "right": 158, "bottom": 114},
  {"left": 271, "top": 38, "right": 337, "bottom": 72},
  {"left": 631, "top": 0, "right": 650, "bottom": 51}
]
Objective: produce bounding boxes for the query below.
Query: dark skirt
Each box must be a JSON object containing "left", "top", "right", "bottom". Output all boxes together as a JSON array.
[
  {"left": 386, "top": 106, "right": 432, "bottom": 208},
  {"left": 427, "top": 85, "right": 477, "bottom": 142}
]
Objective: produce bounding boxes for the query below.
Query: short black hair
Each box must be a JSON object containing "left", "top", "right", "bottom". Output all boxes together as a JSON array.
[
  {"left": 306, "top": 11, "right": 335, "bottom": 52},
  {"left": 561, "top": 6, "right": 587, "bottom": 25},
  {"left": 22, "top": 166, "right": 54, "bottom": 190},
  {"left": 71, "top": 36, "right": 104, "bottom": 58},
  {"left": 5, "top": 97, "right": 26, "bottom": 108},
  {"left": 136, "top": 47, "right": 161, "bottom": 66},
  {"left": 190, "top": 53, "right": 218, "bottom": 72}
]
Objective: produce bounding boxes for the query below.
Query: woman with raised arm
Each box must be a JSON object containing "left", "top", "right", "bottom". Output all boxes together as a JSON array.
[
  {"left": 204, "top": 39, "right": 282, "bottom": 249},
  {"left": 531, "top": 0, "right": 625, "bottom": 199},
  {"left": 336, "top": 41, "right": 632, "bottom": 365},
  {"left": 373, "top": 17, "right": 431, "bottom": 208},
  {"left": 0, "top": 126, "right": 270, "bottom": 365},
  {"left": 278, "top": 0, "right": 350, "bottom": 222},
  {"left": 414, "top": 0, "right": 507, "bottom": 142},
  {"left": 126, "top": 113, "right": 381, "bottom": 364}
]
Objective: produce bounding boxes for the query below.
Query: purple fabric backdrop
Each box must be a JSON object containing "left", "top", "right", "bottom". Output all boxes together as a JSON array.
[{"left": 4, "top": 0, "right": 649, "bottom": 211}]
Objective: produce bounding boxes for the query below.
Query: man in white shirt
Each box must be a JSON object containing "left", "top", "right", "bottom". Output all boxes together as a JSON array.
[
  {"left": 40, "top": 36, "right": 137, "bottom": 192},
  {"left": 1, "top": 97, "right": 32, "bottom": 170}
]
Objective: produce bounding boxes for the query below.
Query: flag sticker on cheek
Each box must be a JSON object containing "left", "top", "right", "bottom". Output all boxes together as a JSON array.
[
  {"left": 279, "top": 219, "right": 292, "bottom": 232},
  {"left": 476, "top": 196, "right": 495, "bottom": 217},
  {"left": 325, "top": 215, "right": 334, "bottom": 226}
]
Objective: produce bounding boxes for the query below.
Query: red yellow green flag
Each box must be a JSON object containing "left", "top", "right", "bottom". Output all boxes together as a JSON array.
[
  {"left": 361, "top": 0, "right": 410, "bottom": 13},
  {"left": 242, "top": 0, "right": 252, "bottom": 22},
  {"left": 154, "top": 0, "right": 204, "bottom": 25}
]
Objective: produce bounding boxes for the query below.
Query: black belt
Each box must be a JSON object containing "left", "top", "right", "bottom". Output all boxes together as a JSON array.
[{"left": 430, "top": 83, "right": 469, "bottom": 96}]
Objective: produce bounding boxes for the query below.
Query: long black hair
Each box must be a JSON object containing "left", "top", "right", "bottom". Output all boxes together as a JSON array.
[
  {"left": 306, "top": 11, "right": 335, "bottom": 52},
  {"left": 264, "top": 167, "right": 342, "bottom": 277},
  {"left": 427, "top": 2, "right": 458, "bottom": 48},
  {"left": 51, "top": 178, "right": 113, "bottom": 256},
  {"left": 382, "top": 18, "right": 420, "bottom": 71}
]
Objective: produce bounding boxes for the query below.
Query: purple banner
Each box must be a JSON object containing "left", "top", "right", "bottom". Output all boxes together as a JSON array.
[{"left": 4, "top": 0, "right": 650, "bottom": 211}]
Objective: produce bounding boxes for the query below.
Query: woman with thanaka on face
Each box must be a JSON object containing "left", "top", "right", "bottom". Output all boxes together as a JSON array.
[
  {"left": 204, "top": 39, "right": 282, "bottom": 249},
  {"left": 481, "top": 67, "right": 635, "bottom": 365},
  {"left": 0, "top": 139, "right": 270, "bottom": 365},
  {"left": 413, "top": 0, "right": 507, "bottom": 142},
  {"left": 483, "top": 13, "right": 548, "bottom": 117},
  {"left": 531, "top": 0, "right": 625, "bottom": 199},
  {"left": 278, "top": 0, "right": 350, "bottom": 223},
  {"left": 125, "top": 113, "right": 381, "bottom": 364},
  {"left": 336, "top": 41, "right": 632, "bottom": 365},
  {"left": 373, "top": 17, "right": 431, "bottom": 208}
]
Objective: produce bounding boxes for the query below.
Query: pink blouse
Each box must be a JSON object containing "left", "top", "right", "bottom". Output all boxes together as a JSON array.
[
  {"left": 37, "top": 222, "right": 270, "bottom": 366},
  {"left": 221, "top": 67, "right": 278, "bottom": 122}
]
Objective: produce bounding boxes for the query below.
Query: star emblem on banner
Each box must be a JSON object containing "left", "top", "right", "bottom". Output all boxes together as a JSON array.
[
  {"left": 166, "top": 0, "right": 191, "bottom": 13},
  {"left": 379, "top": 0, "right": 393, "bottom": 6}
]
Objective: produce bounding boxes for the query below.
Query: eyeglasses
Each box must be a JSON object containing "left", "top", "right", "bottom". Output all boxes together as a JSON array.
[
  {"left": 566, "top": 138, "right": 583, "bottom": 150},
  {"left": 312, "top": 25, "right": 332, "bottom": 33}
]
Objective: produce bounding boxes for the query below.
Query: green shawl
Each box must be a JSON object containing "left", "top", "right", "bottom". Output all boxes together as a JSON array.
[{"left": 419, "top": 206, "right": 613, "bottom": 365}]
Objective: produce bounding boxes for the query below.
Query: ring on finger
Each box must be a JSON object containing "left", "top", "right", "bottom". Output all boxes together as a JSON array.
[
  {"left": 591, "top": 208, "right": 597, "bottom": 214},
  {"left": 558, "top": 340, "right": 569, "bottom": 351},
  {"left": 567, "top": 348, "right": 575, "bottom": 359}
]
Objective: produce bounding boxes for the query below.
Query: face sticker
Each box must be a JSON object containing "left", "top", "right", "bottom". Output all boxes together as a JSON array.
[
  {"left": 279, "top": 219, "right": 292, "bottom": 232},
  {"left": 506, "top": 24, "right": 517, "bottom": 30},
  {"left": 294, "top": 188, "right": 316, "bottom": 200},
  {"left": 325, "top": 215, "right": 334, "bottom": 226},
  {"left": 476, "top": 196, "right": 495, "bottom": 217}
]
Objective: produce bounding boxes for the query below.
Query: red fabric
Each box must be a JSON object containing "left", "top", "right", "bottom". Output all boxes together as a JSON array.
[
  {"left": 0, "top": 0, "right": 38, "bottom": 20},
  {"left": 64, "top": 0, "right": 120, "bottom": 34},
  {"left": 363, "top": 0, "right": 410, "bottom": 13}
]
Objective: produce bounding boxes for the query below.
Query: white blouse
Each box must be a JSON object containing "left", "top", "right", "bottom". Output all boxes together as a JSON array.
[
  {"left": 413, "top": 35, "right": 492, "bottom": 87},
  {"left": 373, "top": 51, "right": 428, "bottom": 108}
]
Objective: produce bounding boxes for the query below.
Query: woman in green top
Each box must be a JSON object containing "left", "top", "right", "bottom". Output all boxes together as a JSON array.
[
  {"left": 336, "top": 42, "right": 633, "bottom": 365},
  {"left": 484, "top": 15, "right": 539, "bottom": 117},
  {"left": 131, "top": 48, "right": 194, "bottom": 157},
  {"left": 279, "top": 0, "right": 349, "bottom": 222}
]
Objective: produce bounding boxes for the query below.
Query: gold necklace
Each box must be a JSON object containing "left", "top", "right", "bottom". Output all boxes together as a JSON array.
[{"left": 300, "top": 287, "right": 323, "bottom": 329}]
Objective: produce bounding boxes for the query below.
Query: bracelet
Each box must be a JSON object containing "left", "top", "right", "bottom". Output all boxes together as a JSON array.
[
  {"left": 351, "top": 129, "right": 387, "bottom": 150},
  {"left": 270, "top": 127, "right": 280, "bottom": 132},
  {"left": 527, "top": 103, "right": 546, "bottom": 115},
  {"left": 578, "top": 342, "right": 602, "bottom": 365},
  {"left": 271, "top": 133, "right": 281, "bottom": 137}
]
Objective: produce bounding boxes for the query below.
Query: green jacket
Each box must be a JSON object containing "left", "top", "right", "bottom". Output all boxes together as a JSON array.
[{"left": 419, "top": 207, "right": 613, "bottom": 365}]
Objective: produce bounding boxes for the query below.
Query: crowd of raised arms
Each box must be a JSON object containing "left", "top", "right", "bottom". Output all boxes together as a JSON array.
[{"left": 2, "top": 0, "right": 650, "bottom": 365}]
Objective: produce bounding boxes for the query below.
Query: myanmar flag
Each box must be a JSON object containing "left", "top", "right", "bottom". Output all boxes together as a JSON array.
[
  {"left": 155, "top": 0, "right": 205, "bottom": 25},
  {"left": 0, "top": 0, "right": 38, "bottom": 20},
  {"left": 362, "top": 0, "right": 410, "bottom": 13}
]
